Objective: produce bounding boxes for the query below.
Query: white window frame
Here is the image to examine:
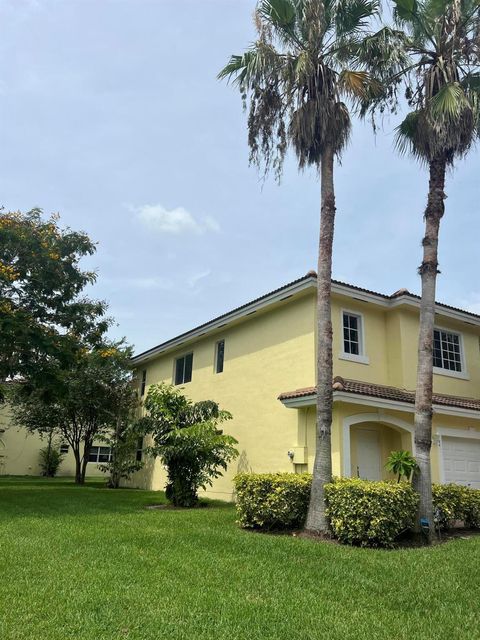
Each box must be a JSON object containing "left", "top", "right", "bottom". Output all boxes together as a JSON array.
[
  {"left": 432, "top": 326, "right": 469, "bottom": 380},
  {"left": 339, "top": 309, "right": 369, "bottom": 365}
]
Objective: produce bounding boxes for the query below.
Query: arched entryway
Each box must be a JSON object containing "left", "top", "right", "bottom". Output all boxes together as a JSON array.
[{"left": 342, "top": 413, "right": 415, "bottom": 480}]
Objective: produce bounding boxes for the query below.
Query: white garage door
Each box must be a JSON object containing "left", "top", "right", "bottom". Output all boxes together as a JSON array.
[{"left": 442, "top": 436, "right": 480, "bottom": 489}]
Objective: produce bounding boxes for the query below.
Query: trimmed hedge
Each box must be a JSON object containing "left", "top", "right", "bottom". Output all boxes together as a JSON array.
[
  {"left": 234, "top": 473, "right": 480, "bottom": 547},
  {"left": 234, "top": 473, "right": 311, "bottom": 530},
  {"left": 433, "top": 483, "right": 480, "bottom": 529},
  {"left": 324, "top": 478, "right": 418, "bottom": 547}
]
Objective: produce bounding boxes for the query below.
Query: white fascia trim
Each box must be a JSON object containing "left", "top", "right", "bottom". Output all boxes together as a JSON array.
[
  {"left": 281, "top": 390, "right": 480, "bottom": 419},
  {"left": 133, "top": 278, "right": 480, "bottom": 365},
  {"left": 331, "top": 282, "right": 389, "bottom": 307},
  {"left": 389, "top": 296, "right": 480, "bottom": 327},
  {"left": 132, "top": 277, "right": 316, "bottom": 365}
]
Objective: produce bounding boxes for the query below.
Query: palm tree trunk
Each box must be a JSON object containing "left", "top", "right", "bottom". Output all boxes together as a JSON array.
[
  {"left": 305, "top": 145, "right": 335, "bottom": 534},
  {"left": 413, "top": 156, "right": 446, "bottom": 542}
]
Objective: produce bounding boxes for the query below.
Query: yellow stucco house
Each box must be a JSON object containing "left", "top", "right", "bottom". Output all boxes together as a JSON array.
[
  {"left": 128, "top": 271, "right": 480, "bottom": 500},
  {"left": 0, "top": 404, "right": 107, "bottom": 478}
]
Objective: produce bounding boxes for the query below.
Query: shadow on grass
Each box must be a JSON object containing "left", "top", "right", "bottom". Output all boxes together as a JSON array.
[{"left": 0, "top": 476, "right": 234, "bottom": 521}]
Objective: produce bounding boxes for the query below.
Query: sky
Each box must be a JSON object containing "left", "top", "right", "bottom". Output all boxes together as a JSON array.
[{"left": 0, "top": 0, "right": 479, "bottom": 355}]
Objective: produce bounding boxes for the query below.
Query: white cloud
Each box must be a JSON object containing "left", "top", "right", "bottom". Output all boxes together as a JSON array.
[
  {"left": 187, "top": 269, "right": 211, "bottom": 288},
  {"left": 134, "top": 203, "right": 220, "bottom": 235},
  {"left": 102, "top": 275, "right": 173, "bottom": 291},
  {"left": 125, "top": 277, "right": 173, "bottom": 291}
]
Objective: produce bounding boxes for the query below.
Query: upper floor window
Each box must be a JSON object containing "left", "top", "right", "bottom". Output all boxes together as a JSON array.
[
  {"left": 433, "top": 329, "right": 463, "bottom": 372},
  {"left": 140, "top": 369, "right": 147, "bottom": 396},
  {"left": 174, "top": 352, "right": 193, "bottom": 385},
  {"left": 340, "top": 311, "right": 369, "bottom": 364},
  {"left": 60, "top": 443, "right": 69, "bottom": 455},
  {"left": 215, "top": 340, "right": 225, "bottom": 374},
  {"left": 343, "top": 312, "right": 361, "bottom": 355}
]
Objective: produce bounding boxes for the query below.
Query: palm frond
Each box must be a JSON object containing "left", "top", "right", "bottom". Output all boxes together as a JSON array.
[
  {"left": 393, "top": 0, "right": 418, "bottom": 22},
  {"left": 335, "top": 0, "right": 380, "bottom": 36},
  {"left": 394, "top": 111, "right": 423, "bottom": 158},
  {"left": 338, "top": 70, "right": 382, "bottom": 100},
  {"left": 429, "top": 82, "right": 469, "bottom": 119}
]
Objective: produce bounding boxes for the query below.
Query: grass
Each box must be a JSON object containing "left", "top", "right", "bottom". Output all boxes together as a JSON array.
[{"left": 0, "top": 477, "right": 479, "bottom": 640}]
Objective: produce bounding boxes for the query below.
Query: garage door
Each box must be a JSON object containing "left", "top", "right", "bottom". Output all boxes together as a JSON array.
[{"left": 442, "top": 436, "right": 480, "bottom": 489}]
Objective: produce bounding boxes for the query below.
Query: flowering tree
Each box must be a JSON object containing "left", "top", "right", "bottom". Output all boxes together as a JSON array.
[{"left": 0, "top": 208, "right": 109, "bottom": 394}]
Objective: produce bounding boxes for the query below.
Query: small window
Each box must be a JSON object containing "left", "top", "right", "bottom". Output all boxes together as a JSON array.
[
  {"left": 215, "top": 340, "right": 225, "bottom": 374},
  {"left": 88, "top": 446, "right": 112, "bottom": 463},
  {"left": 136, "top": 437, "right": 143, "bottom": 462},
  {"left": 342, "top": 312, "right": 363, "bottom": 356},
  {"left": 433, "top": 329, "right": 463, "bottom": 372},
  {"left": 174, "top": 353, "right": 193, "bottom": 385},
  {"left": 140, "top": 369, "right": 147, "bottom": 396},
  {"left": 60, "top": 443, "right": 69, "bottom": 455}
]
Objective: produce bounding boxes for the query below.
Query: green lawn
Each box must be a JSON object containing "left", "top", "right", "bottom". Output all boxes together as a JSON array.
[{"left": 0, "top": 478, "right": 479, "bottom": 640}]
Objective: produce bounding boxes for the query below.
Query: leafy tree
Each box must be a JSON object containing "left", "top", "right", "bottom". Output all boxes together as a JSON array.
[
  {"left": 99, "top": 418, "right": 147, "bottom": 489},
  {"left": 219, "top": 0, "right": 390, "bottom": 533},
  {"left": 386, "top": 0, "right": 480, "bottom": 537},
  {"left": 10, "top": 342, "right": 134, "bottom": 484},
  {"left": 141, "top": 383, "right": 238, "bottom": 507},
  {"left": 385, "top": 450, "right": 418, "bottom": 482},
  {"left": 0, "top": 208, "right": 109, "bottom": 394}
]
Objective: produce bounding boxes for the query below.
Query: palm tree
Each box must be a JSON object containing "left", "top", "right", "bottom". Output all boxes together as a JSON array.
[
  {"left": 219, "top": 0, "right": 389, "bottom": 533},
  {"left": 390, "top": 0, "right": 480, "bottom": 539}
]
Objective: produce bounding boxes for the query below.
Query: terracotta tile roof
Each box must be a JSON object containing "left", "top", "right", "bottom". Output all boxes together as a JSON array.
[{"left": 278, "top": 376, "right": 480, "bottom": 412}]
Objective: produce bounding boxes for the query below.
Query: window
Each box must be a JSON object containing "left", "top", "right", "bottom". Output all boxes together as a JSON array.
[
  {"left": 136, "top": 437, "right": 143, "bottom": 462},
  {"left": 88, "top": 446, "right": 112, "bottom": 463},
  {"left": 433, "top": 329, "right": 463, "bottom": 372},
  {"left": 342, "top": 312, "right": 362, "bottom": 356},
  {"left": 215, "top": 340, "right": 225, "bottom": 374},
  {"left": 174, "top": 353, "right": 193, "bottom": 385},
  {"left": 60, "top": 443, "right": 69, "bottom": 455},
  {"left": 140, "top": 369, "right": 147, "bottom": 396}
]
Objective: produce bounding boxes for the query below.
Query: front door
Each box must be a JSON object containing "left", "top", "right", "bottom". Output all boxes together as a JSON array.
[{"left": 356, "top": 429, "right": 381, "bottom": 480}]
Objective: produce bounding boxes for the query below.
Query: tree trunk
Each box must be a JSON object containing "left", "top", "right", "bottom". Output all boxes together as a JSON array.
[
  {"left": 73, "top": 448, "right": 83, "bottom": 485},
  {"left": 109, "top": 417, "right": 122, "bottom": 488},
  {"left": 79, "top": 441, "right": 92, "bottom": 484},
  {"left": 413, "top": 157, "right": 447, "bottom": 543},
  {"left": 305, "top": 146, "right": 336, "bottom": 534}
]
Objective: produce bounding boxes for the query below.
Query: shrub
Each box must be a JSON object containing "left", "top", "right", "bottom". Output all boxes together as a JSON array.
[
  {"left": 324, "top": 478, "right": 419, "bottom": 547},
  {"left": 234, "top": 473, "right": 311, "bottom": 530},
  {"left": 143, "top": 383, "right": 238, "bottom": 507},
  {"left": 385, "top": 450, "right": 418, "bottom": 482},
  {"left": 39, "top": 442, "right": 64, "bottom": 477},
  {"left": 433, "top": 483, "right": 480, "bottom": 529}
]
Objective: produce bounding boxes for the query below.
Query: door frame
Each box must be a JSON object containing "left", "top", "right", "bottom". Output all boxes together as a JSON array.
[{"left": 342, "top": 413, "right": 415, "bottom": 477}]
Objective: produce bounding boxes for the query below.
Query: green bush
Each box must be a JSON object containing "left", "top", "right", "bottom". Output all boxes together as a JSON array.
[
  {"left": 324, "top": 478, "right": 418, "bottom": 547},
  {"left": 433, "top": 483, "right": 480, "bottom": 529},
  {"left": 234, "top": 473, "right": 480, "bottom": 546},
  {"left": 234, "top": 473, "right": 311, "bottom": 530},
  {"left": 39, "top": 443, "right": 64, "bottom": 477}
]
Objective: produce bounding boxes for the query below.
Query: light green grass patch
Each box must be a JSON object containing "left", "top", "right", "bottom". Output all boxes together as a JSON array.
[{"left": 0, "top": 477, "right": 479, "bottom": 639}]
